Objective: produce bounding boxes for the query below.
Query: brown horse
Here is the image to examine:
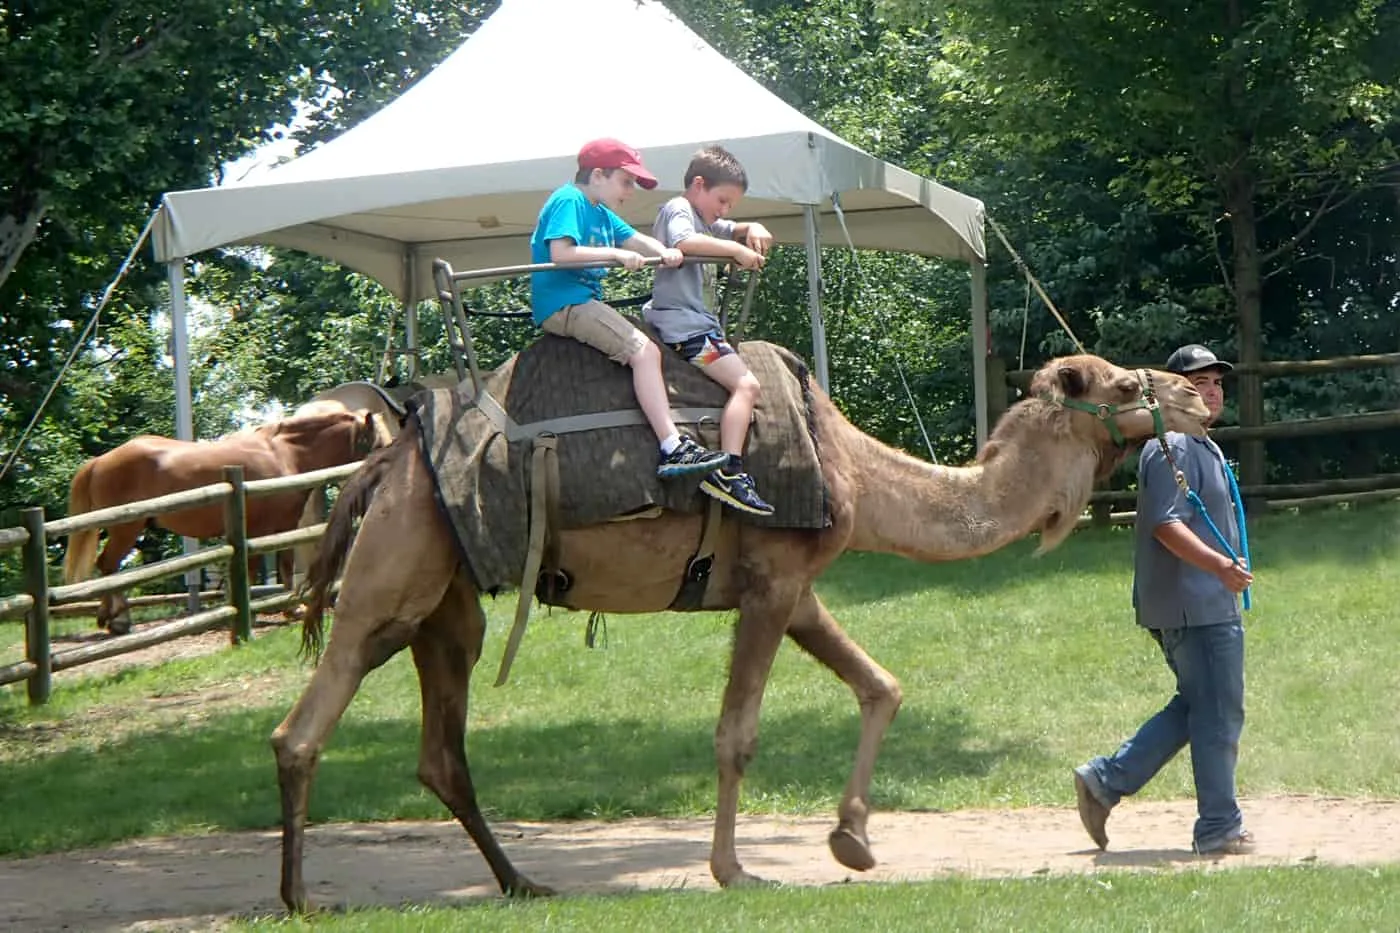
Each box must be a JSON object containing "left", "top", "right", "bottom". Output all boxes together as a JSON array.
[{"left": 62, "top": 409, "right": 390, "bottom": 633}]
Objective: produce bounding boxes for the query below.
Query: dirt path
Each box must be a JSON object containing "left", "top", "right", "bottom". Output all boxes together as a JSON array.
[{"left": 3, "top": 796, "right": 1398, "bottom": 932}]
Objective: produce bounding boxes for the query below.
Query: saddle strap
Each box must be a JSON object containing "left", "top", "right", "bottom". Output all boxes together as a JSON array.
[
  {"left": 474, "top": 387, "right": 724, "bottom": 443},
  {"left": 495, "top": 435, "right": 559, "bottom": 686},
  {"left": 670, "top": 496, "right": 724, "bottom": 611}
]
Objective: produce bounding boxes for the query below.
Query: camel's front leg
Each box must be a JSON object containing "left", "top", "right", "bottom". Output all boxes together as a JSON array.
[
  {"left": 785, "top": 588, "right": 902, "bottom": 872},
  {"left": 709, "top": 584, "right": 800, "bottom": 888},
  {"left": 409, "top": 577, "right": 554, "bottom": 898}
]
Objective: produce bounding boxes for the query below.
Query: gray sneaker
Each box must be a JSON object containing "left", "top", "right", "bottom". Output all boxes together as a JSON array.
[
  {"left": 1073, "top": 764, "right": 1111, "bottom": 850},
  {"left": 1195, "top": 829, "right": 1256, "bottom": 856}
]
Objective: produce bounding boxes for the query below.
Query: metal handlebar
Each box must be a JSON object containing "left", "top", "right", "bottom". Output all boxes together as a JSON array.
[{"left": 434, "top": 255, "right": 739, "bottom": 285}]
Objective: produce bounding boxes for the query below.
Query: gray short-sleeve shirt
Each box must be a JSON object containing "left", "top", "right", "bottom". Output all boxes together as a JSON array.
[
  {"left": 1132, "top": 433, "right": 1243, "bottom": 630},
  {"left": 642, "top": 196, "right": 736, "bottom": 344}
]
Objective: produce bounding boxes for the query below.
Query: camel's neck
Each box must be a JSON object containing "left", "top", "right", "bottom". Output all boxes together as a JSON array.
[{"left": 842, "top": 422, "right": 1096, "bottom": 561}]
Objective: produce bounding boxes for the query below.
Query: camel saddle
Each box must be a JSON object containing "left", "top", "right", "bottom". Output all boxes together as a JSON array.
[{"left": 408, "top": 332, "right": 830, "bottom": 602}]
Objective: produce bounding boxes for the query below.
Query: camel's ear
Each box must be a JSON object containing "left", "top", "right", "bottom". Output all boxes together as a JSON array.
[{"left": 1055, "top": 364, "right": 1090, "bottom": 399}]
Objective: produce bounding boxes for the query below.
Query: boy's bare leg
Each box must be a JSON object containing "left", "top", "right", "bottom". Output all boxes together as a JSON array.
[
  {"left": 701, "top": 355, "right": 760, "bottom": 455},
  {"left": 627, "top": 340, "right": 682, "bottom": 442}
]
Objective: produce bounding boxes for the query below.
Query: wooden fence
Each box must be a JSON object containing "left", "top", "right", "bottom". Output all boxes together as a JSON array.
[
  {"left": 0, "top": 460, "right": 362, "bottom": 705},
  {"left": 991, "top": 351, "right": 1400, "bottom": 522}
]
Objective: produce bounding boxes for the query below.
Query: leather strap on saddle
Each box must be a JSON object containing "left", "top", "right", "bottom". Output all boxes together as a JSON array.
[
  {"left": 669, "top": 496, "right": 724, "bottom": 611},
  {"left": 495, "top": 435, "right": 561, "bottom": 686}
]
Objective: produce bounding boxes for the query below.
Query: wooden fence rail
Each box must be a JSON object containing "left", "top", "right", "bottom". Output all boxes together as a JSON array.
[{"left": 0, "top": 459, "right": 363, "bottom": 704}]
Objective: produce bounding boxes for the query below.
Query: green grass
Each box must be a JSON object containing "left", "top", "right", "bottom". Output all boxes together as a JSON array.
[
  {"left": 230, "top": 868, "right": 1400, "bottom": 932},
  {"left": 1, "top": 503, "right": 1398, "bottom": 857}
]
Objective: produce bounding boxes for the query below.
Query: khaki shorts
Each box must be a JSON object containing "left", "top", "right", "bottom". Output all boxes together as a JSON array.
[{"left": 540, "top": 299, "right": 648, "bottom": 364}]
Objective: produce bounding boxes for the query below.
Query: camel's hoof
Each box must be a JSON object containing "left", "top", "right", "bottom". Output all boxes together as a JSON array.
[
  {"left": 282, "top": 890, "right": 313, "bottom": 915},
  {"left": 829, "top": 825, "right": 876, "bottom": 872},
  {"left": 717, "top": 868, "right": 777, "bottom": 889},
  {"left": 507, "top": 875, "right": 557, "bottom": 898}
]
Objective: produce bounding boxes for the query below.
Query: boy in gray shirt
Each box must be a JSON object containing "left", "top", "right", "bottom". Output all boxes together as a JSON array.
[{"left": 644, "top": 145, "right": 775, "bottom": 515}]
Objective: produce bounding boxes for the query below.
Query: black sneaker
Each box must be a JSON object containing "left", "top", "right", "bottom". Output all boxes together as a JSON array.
[
  {"left": 700, "top": 470, "right": 775, "bottom": 515},
  {"left": 657, "top": 437, "right": 729, "bottom": 479}
]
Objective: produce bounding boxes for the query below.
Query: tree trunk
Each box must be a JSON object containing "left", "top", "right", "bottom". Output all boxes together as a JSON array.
[
  {"left": 0, "top": 195, "right": 47, "bottom": 294},
  {"left": 1223, "top": 170, "right": 1266, "bottom": 488}
]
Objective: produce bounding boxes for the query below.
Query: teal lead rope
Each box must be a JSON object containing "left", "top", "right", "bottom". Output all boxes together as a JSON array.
[{"left": 1183, "top": 463, "right": 1252, "bottom": 610}]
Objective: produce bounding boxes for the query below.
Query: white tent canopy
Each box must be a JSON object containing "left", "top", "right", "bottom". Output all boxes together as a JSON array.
[{"left": 155, "top": 0, "right": 991, "bottom": 446}]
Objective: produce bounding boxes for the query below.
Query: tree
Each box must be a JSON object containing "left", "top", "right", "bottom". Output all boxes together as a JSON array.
[
  {"left": 898, "top": 0, "right": 1400, "bottom": 482},
  {"left": 0, "top": 2, "right": 495, "bottom": 534}
]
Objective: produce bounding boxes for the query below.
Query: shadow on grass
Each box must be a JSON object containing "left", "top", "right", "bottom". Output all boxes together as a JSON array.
[{"left": 0, "top": 699, "right": 1037, "bottom": 858}]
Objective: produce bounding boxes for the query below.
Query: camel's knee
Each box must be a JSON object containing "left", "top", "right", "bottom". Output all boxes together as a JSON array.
[
  {"left": 270, "top": 724, "right": 312, "bottom": 767},
  {"left": 714, "top": 722, "right": 759, "bottom": 775},
  {"left": 864, "top": 672, "right": 903, "bottom": 718}
]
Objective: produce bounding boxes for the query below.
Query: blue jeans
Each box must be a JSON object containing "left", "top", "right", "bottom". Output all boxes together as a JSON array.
[{"left": 1082, "top": 622, "right": 1245, "bottom": 850}]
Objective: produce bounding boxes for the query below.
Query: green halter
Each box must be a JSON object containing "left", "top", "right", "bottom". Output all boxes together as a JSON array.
[{"left": 1048, "top": 369, "right": 1165, "bottom": 448}]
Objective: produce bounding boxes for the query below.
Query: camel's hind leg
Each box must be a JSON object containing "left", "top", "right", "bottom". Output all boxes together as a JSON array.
[
  {"left": 410, "top": 576, "right": 554, "bottom": 898},
  {"left": 270, "top": 456, "right": 459, "bottom": 914},
  {"left": 784, "top": 588, "right": 902, "bottom": 873}
]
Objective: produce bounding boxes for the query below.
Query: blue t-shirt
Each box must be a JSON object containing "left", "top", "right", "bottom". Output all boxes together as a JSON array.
[
  {"left": 1132, "top": 433, "right": 1243, "bottom": 629},
  {"left": 529, "top": 183, "right": 637, "bottom": 325}
]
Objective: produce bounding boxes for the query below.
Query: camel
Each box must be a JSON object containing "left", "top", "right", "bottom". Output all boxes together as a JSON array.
[{"left": 272, "top": 351, "right": 1209, "bottom": 912}]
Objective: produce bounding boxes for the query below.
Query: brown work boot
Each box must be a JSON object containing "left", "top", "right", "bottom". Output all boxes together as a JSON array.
[{"left": 1073, "top": 765, "right": 1111, "bottom": 850}]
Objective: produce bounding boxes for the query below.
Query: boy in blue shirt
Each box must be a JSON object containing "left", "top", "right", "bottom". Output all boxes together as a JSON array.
[
  {"left": 530, "top": 138, "right": 728, "bottom": 478},
  {"left": 643, "top": 145, "right": 775, "bottom": 515}
]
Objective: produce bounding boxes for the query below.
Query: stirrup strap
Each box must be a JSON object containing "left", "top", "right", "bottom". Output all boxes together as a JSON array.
[
  {"left": 496, "top": 435, "right": 558, "bottom": 686},
  {"left": 670, "top": 496, "right": 724, "bottom": 611}
]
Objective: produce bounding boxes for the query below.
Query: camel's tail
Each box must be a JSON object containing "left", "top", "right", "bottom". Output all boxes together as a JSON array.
[
  {"left": 299, "top": 439, "right": 401, "bottom": 662},
  {"left": 61, "top": 460, "right": 100, "bottom": 584}
]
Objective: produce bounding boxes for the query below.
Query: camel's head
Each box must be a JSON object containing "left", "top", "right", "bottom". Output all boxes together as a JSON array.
[{"left": 1031, "top": 355, "right": 1210, "bottom": 458}]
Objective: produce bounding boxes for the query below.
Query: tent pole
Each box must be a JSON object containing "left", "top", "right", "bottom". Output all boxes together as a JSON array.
[
  {"left": 971, "top": 258, "right": 990, "bottom": 450},
  {"left": 403, "top": 249, "right": 419, "bottom": 380},
  {"left": 167, "top": 260, "right": 201, "bottom": 612},
  {"left": 802, "top": 205, "right": 830, "bottom": 392}
]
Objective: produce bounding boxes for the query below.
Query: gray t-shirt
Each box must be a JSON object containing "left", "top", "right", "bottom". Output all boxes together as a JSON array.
[
  {"left": 643, "top": 196, "right": 736, "bottom": 343},
  {"left": 1132, "top": 433, "right": 1243, "bottom": 629}
]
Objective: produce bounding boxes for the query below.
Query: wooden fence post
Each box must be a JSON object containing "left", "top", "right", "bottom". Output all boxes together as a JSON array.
[
  {"left": 21, "top": 507, "right": 51, "bottom": 705},
  {"left": 223, "top": 466, "right": 253, "bottom": 644}
]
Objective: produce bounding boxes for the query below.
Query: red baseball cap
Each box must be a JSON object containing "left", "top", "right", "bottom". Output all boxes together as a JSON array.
[{"left": 577, "top": 138, "right": 658, "bottom": 190}]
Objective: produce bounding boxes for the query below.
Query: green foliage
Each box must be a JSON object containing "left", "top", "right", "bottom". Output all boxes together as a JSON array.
[{"left": 0, "top": 2, "right": 493, "bottom": 525}]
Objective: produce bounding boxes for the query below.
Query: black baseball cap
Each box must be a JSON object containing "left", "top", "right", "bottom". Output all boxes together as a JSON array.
[{"left": 1165, "top": 344, "right": 1233, "bottom": 375}]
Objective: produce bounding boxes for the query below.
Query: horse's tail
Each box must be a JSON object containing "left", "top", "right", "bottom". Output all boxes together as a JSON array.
[
  {"left": 299, "top": 440, "right": 400, "bottom": 662},
  {"left": 62, "top": 459, "right": 100, "bottom": 584}
]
